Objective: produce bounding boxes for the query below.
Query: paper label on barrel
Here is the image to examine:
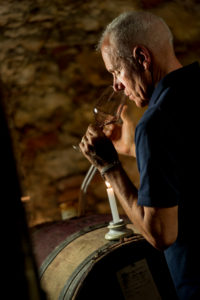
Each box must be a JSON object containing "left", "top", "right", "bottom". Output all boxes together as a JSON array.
[{"left": 117, "top": 259, "right": 161, "bottom": 300}]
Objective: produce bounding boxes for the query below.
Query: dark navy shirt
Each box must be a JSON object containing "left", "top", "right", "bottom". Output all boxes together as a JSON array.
[{"left": 135, "top": 62, "right": 200, "bottom": 299}]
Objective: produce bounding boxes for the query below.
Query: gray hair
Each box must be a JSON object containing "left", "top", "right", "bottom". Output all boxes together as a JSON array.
[{"left": 97, "top": 11, "right": 174, "bottom": 58}]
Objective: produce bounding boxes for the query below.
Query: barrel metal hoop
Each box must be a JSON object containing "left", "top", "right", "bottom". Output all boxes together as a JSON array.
[
  {"left": 58, "top": 241, "right": 115, "bottom": 300},
  {"left": 59, "top": 234, "right": 144, "bottom": 300},
  {"left": 39, "top": 222, "right": 109, "bottom": 279}
]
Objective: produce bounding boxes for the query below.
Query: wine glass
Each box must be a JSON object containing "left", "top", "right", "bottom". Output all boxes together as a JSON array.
[
  {"left": 73, "top": 86, "right": 127, "bottom": 151},
  {"left": 93, "top": 85, "right": 127, "bottom": 128}
]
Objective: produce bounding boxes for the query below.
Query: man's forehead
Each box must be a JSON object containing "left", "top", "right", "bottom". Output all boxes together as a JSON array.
[
  {"left": 101, "top": 41, "right": 120, "bottom": 71},
  {"left": 101, "top": 38, "right": 112, "bottom": 55},
  {"left": 101, "top": 34, "right": 112, "bottom": 48}
]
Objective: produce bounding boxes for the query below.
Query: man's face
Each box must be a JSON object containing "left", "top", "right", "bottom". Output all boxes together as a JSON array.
[{"left": 101, "top": 43, "right": 153, "bottom": 108}]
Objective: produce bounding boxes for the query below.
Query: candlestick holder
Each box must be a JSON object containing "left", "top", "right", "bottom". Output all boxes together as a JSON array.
[{"left": 105, "top": 219, "right": 134, "bottom": 241}]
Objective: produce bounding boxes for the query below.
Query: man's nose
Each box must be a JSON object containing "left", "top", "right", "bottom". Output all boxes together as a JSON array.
[{"left": 113, "top": 77, "right": 125, "bottom": 92}]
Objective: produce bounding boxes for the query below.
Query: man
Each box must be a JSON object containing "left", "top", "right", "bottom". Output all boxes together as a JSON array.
[{"left": 79, "top": 11, "right": 200, "bottom": 299}]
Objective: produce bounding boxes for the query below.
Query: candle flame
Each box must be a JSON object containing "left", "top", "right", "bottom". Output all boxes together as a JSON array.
[{"left": 105, "top": 181, "right": 111, "bottom": 188}]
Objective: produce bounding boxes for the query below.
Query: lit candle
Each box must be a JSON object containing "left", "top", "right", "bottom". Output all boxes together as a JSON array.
[{"left": 105, "top": 181, "right": 120, "bottom": 223}]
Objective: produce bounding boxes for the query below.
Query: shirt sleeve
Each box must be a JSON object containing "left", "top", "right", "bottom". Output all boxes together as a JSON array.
[{"left": 135, "top": 118, "right": 180, "bottom": 208}]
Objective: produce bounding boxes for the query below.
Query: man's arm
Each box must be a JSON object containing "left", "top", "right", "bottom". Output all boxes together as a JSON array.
[
  {"left": 103, "top": 163, "right": 178, "bottom": 251},
  {"left": 80, "top": 124, "right": 178, "bottom": 251}
]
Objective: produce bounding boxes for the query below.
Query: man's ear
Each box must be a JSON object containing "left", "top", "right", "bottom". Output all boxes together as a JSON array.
[{"left": 132, "top": 46, "right": 151, "bottom": 70}]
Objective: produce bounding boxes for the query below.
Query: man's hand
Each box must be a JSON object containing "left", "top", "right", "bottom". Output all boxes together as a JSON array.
[
  {"left": 79, "top": 124, "right": 119, "bottom": 171},
  {"left": 103, "top": 105, "right": 136, "bottom": 157}
]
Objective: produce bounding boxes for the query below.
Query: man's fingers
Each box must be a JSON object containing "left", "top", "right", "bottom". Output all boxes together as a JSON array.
[
  {"left": 87, "top": 124, "right": 99, "bottom": 136},
  {"left": 87, "top": 123, "right": 105, "bottom": 139},
  {"left": 80, "top": 124, "right": 102, "bottom": 150},
  {"left": 79, "top": 135, "right": 94, "bottom": 155},
  {"left": 105, "top": 124, "right": 115, "bottom": 130},
  {"left": 103, "top": 124, "right": 115, "bottom": 137}
]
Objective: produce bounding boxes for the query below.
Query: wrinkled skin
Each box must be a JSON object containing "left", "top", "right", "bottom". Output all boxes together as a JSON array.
[{"left": 79, "top": 124, "right": 119, "bottom": 172}]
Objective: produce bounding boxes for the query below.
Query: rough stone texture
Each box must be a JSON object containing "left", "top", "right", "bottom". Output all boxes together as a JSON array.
[{"left": 0, "top": 0, "right": 199, "bottom": 226}]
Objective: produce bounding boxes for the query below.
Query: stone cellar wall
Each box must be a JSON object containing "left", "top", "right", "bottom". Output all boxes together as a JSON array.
[{"left": 0, "top": 0, "right": 199, "bottom": 226}]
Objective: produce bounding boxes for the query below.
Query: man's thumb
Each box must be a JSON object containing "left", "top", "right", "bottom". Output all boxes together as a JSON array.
[{"left": 120, "top": 105, "right": 129, "bottom": 122}]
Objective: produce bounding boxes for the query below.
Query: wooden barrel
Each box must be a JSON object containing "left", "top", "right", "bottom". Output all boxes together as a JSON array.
[{"left": 31, "top": 214, "right": 178, "bottom": 300}]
